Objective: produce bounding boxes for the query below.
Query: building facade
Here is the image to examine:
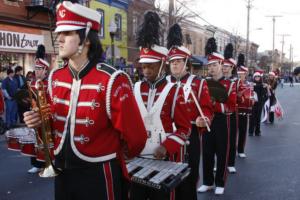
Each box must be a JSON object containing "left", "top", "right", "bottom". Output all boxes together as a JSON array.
[
  {"left": 0, "top": 0, "right": 56, "bottom": 75},
  {"left": 90, "top": 0, "right": 129, "bottom": 64},
  {"left": 181, "top": 20, "right": 206, "bottom": 56}
]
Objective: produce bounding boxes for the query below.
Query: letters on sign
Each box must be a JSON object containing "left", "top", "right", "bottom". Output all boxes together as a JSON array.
[{"left": 0, "top": 30, "right": 44, "bottom": 51}]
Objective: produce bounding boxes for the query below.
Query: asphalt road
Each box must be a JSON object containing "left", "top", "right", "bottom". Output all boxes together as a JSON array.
[
  {"left": 198, "top": 85, "right": 300, "bottom": 200},
  {"left": 0, "top": 84, "right": 299, "bottom": 200}
]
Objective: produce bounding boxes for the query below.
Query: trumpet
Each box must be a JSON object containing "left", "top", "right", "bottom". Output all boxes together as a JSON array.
[{"left": 27, "top": 80, "right": 60, "bottom": 178}]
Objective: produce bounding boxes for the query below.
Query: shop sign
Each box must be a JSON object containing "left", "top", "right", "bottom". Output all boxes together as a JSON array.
[{"left": 0, "top": 30, "right": 44, "bottom": 51}]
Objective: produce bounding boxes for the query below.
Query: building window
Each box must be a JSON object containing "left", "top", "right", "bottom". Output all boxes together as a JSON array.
[
  {"left": 185, "top": 34, "right": 192, "bottom": 45},
  {"left": 115, "top": 14, "right": 122, "bottom": 40},
  {"left": 97, "top": 9, "right": 105, "bottom": 38}
]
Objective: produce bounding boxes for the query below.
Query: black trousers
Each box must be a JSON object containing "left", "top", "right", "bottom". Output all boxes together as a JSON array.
[
  {"left": 175, "top": 124, "right": 200, "bottom": 200},
  {"left": 237, "top": 114, "right": 248, "bottom": 153},
  {"left": 130, "top": 183, "right": 170, "bottom": 200},
  {"left": 30, "top": 157, "right": 45, "bottom": 168},
  {"left": 55, "top": 159, "right": 126, "bottom": 200},
  {"left": 228, "top": 112, "right": 237, "bottom": 167},
  {"left": 269, "top": 112, "right": 275, "bottom": 123},
  {"left": 202, "top": 114, "right": 230, "bottom": 187},
  {"left": 249, "top": 103, "right": 263, "bottom": 135}
]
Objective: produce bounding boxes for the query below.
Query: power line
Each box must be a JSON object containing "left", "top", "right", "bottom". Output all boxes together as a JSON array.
[{"left": 175, "top": 0, "right": 213, "bottom": 26}]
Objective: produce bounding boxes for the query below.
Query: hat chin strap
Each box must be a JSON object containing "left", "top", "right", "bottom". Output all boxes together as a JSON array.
[
  {"left": 155, "top": 60, "right": 165, "bottom": 81},
  {"left": 77, "top": 22, "right": 92, "bottom": 55},
  {"left": 176, "top": 57, "right": 188, "bottom": 81}
]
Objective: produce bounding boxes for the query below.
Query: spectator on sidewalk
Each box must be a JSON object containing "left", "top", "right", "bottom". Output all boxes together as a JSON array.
[
  {"left": 0, "top": 89, "right": 5, "bottom": 135},
  {"left": 14, "top": 66, "right": 28, "bottom": 123},
  {"left": 289, "top": 75, "right": 294, "bottom": 87},
  {"left": 1, "top": 69, "right": 18, "bottom": 129}
]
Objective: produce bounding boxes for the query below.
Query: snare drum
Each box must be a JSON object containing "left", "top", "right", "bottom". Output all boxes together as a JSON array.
[
  {"left": 35, "top": 143, "right": 54, "bottom": 162},
  {"left": 5, "top": 128, "right": 28, "bottom": 151},
  {"left": 5, "top": 127, "right": 36, "bottom": 154},
  {"left": 6, "top": 134, "right": 21, "bottom": 151},
  {"left": 19, "top": 133, "right": 36, "bottom": 157}
]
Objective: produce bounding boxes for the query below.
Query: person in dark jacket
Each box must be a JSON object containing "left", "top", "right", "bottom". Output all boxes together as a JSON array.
[
  {"left": 267, "top": 72, "right": 277, "bottom": 124},
  {"left": 249, "top": 72, "right": 268, "bottom": 136},
  {"left": 14, "top": 66, "right": 28, "bottom": 123},
  {"left": 1, "top": 69, "right": 18, "bottom": 129}
]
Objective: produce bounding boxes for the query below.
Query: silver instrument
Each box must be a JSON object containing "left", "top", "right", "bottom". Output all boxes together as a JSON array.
[{"left": 127, "top": 157, "right": 190, "bottom": 191}]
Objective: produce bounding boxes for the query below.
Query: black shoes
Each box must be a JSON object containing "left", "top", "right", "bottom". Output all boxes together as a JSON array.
[
  {"left": 255, "top": 132, "right": 261, "bottom": 136},
  {"left": 249, "top": 132, "right": 261, "bottom": 136}
]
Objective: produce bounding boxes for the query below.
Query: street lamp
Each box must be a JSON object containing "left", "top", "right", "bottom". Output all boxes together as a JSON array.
[{"left": 109, "top": 19, "right": 117, "bottom": 67}]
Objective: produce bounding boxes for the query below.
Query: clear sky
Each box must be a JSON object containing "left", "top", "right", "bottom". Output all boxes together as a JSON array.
[{"left": 158, "top": 0, "right": 300, "bottom": 61}]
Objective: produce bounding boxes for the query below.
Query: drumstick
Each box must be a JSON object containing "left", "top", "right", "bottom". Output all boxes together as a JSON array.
[{"left": 190, "top": 90, "right": 211, "bottom": 132}]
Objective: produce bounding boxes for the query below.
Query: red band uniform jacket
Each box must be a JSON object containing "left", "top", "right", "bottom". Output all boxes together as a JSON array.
[
  {"left": 48, "top": 61, "right": 147, "bottom": 177},
  {"left": 167, "top": 74, "right": 214, "bottom": 133}
]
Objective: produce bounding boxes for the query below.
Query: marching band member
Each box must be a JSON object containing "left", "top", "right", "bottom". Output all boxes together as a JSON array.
[
  {"left": 198, "top": 38, "right": 236, "bottom": 195},
  {"left": 236, "top": 54, "right": 254, "bottom": 158},
  {"left": 24, "top": 1, "right": 147, "bottom": 199},
  {"left": 166, "top": 24, "right": 213, "bottom": 200},
  {"left": 267, "top": 71, "right": 278, "bottom": 124},
  {"left": 27, "top": 44, "right": 49, "bottom": 174},
  {"left": 130, "top": 12, "right": 191, "bottom": 200},
  {"left": 222, "top": 43, "right": 238, "bottom": 174},
  {"left": 249, "top": 71, "right": 268, "bottom": 136}
]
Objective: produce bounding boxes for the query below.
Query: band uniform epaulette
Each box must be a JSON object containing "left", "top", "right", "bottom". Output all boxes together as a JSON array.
[{"left": 96, "top": 63, "right": 116, "bottom": 76}]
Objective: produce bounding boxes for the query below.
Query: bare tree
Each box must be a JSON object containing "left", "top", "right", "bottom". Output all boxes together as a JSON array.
[
  {"left": 172, "top": 0, "right": 198, "bottom": 24},
  {"left": 153, "top": 0, "right": 198, "bottom": 26}
]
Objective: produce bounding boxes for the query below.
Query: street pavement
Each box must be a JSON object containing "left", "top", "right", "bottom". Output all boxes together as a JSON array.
[
  {"left": 198, "top": 84, "right": 300, "bottom": 200},
  {"left": 0, "top": 85, "right": 299, "bottom": 200}
]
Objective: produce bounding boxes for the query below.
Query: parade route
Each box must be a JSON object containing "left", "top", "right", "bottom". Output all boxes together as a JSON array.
[
  {"left": 0, "top": 86, "right": 299, "bottom": 200},
  {"left": 198, "top": 85, "right": 300, "bottom": 200}
]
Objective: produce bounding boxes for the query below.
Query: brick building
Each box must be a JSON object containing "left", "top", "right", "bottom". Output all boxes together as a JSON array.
[{"left": 0, "top": 0, "right": 58, "bottom": 74}]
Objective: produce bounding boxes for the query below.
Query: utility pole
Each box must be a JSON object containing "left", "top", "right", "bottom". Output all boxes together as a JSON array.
[
  {"left": 278, "top": 34, "right": 290, "bottom": 66},
  {"left": 265, "top": 15, "right": 282, "bottom": 71},
  {"left": 290, "top": 44, "right": 294, "bottom": 72},
  {"left": 245, "top": 0, "right": 253, "bottom": 68},
  {"left": 289, "top": 44, "right": 292, "bottom": 62},
  {"left": 169, "top": 0, "right": 175, "bottom": 28}
]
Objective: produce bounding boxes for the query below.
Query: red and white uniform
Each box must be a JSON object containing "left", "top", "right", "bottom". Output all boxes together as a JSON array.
[
  {"left": 212, "top": 77, "right": 237, "bottom": 114},
  {"left": 167, "top": 74, "right": 214, "bottom": 132},
  {"left": 134, "top": 76, "right": 191, "bottom": 162},
  {"left": 48, "top": 62, "right": 147, "bottom": 176},
  {"left": 237, "top": 79, "right": 255, "bottom": 114},
  {"left": 202, "top": 77, "right": 237, "bottom": 187}
]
